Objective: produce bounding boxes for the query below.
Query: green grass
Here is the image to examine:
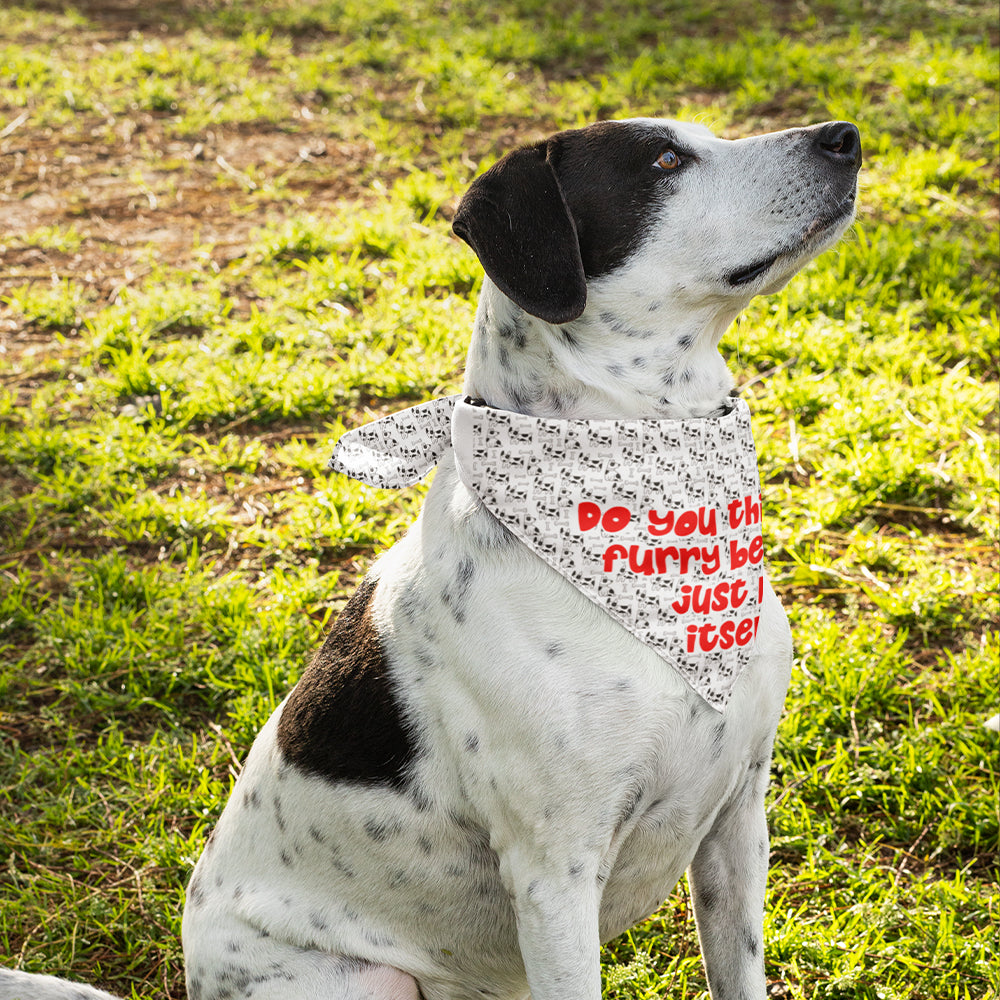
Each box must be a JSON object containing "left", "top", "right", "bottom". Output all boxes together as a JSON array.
[{"left": 1, "top": 0, "right": 997, "bottom": 997}]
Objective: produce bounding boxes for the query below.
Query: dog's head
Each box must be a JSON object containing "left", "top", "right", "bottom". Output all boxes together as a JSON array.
[{"left": 453, "top": 118, "right": 861, "bottom": 325}]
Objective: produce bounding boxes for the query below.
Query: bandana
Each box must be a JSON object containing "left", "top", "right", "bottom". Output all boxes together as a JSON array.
[{"left": 329, "top": 396, "right": 765, "bottom": 710}]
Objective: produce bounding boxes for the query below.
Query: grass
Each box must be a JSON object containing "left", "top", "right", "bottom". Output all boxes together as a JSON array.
[{"left": 0, "top": 0, "right": 997, "bottom": 997}]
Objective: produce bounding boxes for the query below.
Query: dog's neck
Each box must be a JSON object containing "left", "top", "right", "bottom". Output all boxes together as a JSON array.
[{"left": 464, "top": 279, "right": 739, "bottom": 421}]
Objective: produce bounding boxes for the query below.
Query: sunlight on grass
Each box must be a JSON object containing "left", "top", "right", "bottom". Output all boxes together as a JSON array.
[{"left": 0, "top": 0, "right": 997, "bottom": 997}]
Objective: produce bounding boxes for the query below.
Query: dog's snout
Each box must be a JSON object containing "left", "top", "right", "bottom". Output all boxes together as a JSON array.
[{"left": 815, "top": 121, "right": 862, "bottom": 171}]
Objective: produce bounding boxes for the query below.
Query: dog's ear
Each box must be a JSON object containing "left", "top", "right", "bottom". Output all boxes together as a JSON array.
[{"left": 452, "top": 141, "right": 587, "bottom": 325}]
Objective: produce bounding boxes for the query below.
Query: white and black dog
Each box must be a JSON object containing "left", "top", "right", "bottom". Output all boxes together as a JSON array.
[{"left": 1, "top": 116, "right": 860, "bottom": 1000}]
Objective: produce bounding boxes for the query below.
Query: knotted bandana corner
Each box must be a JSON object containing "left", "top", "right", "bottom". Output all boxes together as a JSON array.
[{"left": 329, "top": 395, "right": 765, "bottom": 710}]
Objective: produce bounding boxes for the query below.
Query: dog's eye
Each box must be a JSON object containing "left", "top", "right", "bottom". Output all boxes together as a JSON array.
[{"left": 655, "top": 149, "right": 682, "bottom": 170}]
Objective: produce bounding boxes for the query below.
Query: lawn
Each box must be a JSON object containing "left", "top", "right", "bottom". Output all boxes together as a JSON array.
[{"left": 0, "top": 0, "right": 997, "bottom": 998}]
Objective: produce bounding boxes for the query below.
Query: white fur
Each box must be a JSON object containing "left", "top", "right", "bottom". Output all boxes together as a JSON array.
[{"left": 0, "top": 970, "right": 120, "bottom": 1000}]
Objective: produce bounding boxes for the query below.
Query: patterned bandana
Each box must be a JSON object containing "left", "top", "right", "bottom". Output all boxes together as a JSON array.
[{"left": 329, "top": 395, "right": 765, "bottom": 710}]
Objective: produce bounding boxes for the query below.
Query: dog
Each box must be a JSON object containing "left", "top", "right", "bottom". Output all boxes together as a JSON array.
[{"left": 0, "top": 115, "right": 860, "bottom": 1000}]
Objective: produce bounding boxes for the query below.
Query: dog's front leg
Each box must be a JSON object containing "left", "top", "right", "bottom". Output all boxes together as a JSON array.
[
  {"left": 688, "top": 777, "right": 770, "bottom": 1000},
  {"left": 503, "top": 849, "right": 603, "bottom": 1000}
]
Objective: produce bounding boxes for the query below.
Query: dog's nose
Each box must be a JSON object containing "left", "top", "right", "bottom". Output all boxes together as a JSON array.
[{"left": 816, "top": 121, "right": 862, "bottom": 171}]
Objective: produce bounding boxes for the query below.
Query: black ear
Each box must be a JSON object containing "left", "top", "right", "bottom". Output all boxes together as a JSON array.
[{"left": 452, "top": 141, "right": 587, "bottom": 325}]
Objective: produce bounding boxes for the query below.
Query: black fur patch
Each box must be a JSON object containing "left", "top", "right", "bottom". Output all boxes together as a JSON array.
[
  {"left": 549, "top": 120, "right": 691, "bottom": 280},
  {"left": 276, "top": 577, "right": 417, "bottom": 787}
]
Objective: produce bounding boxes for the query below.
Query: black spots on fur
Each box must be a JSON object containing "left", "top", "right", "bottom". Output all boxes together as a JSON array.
[
  {"left": 688, "top": 697, "right": 712, "bottom": 722},
  {"left": 276, "top": 576, "right": 418, "bottom": 789},
  {"left": 696, "top": 881, "right": 719, "bottom": 912},
  {"left": 742, "top": 924, "right": 760, "bottom": 958},
  {"left": 409, "top": 784, "right": 433, "bottom": 813},
  {"left": 308, "top": 824, "right": 326, "bottom": 845},
  {"left": 464, "top": 732, "right": 481, "bottom": 754},
  {"left": 387, "top": 867, "right": 410, "bottom": 889},
  {"left": 279, "top": 848, "right": 294, "bottom": 868},
  {"left": 272, "top": 794, "right": 286, "bottom": 834},
  {"left": 440, "top": 593, "right": 466, "bottom": 624},
  {"left": 468, "top": 830, "right": 498, "bottom": 869},
  {"left": 309, "top": 910, "right": 328, "bottom": 931},
  {"left": 497, "top": 320, "right": 528, "bottom": 350},
  {"left": 364, "top": 816, "right": 404, "bottom": 842},
  {"left": 418, "top": 836, "right": 434, "bottom": 855},
  {"left": 600, "top": 310, "right": 649, "bottom": 340},
  {"left": 499, "top": 378, "right": 534, "bottom": 414},
  {"left": 458, "top": 556, "right": 476, "bottom": 585},
  {"left": 468, "top": 505, "right": 515, "bottom": 549},
  {"left": 398, "top": 587, "right": 428, "bottom": 624},
  {"left": 241, "top": 785, "right": 261, "bottom": 810},
  {"left": 197, "top": 960, "right": 299, "bottom": 1000},
  {"left": 545, "top": 641, "right": 564, "bottom": 659},
  {"left": 188, "top": 887, "right": 205, "bottom": 910},
  {"left": 365, "top": 929, "right": 397, "bottom": 950},
  {"left": 711, "top": 720, "right": 727, "bottom": 760},
  {"left": 441, "top": 557, "right": 477, "bottom": 625},
  {"left": 414, "top": 645, "right": 437, "bottom": 670},
  {"left": 330, "top": 851, "right": 356, "bottom": 879},
  {"left": 559, "top": 325, "right": 580, "bottom": 348},
  {"left": 568, "top": 861, "right": 585, "bottom": 879},
  {"left": 545, "top": 385, "right": 580, "bottom": 415}
]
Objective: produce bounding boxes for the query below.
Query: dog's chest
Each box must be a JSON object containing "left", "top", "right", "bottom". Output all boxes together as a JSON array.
[
  {"left": 215, "top": 467, "right": 789, "bottom": 997},
  {"left": 373, "top": 486, "right": 778, "bottom": 885}
]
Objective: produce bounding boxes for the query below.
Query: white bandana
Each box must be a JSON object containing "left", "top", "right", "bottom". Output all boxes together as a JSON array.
[{"left": 329, "top": 396, "right": 765, "bottom": 710}]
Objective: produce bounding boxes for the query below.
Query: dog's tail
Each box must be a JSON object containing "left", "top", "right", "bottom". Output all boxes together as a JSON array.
[{"left": 0, "top": 969, "right": 122, "bottom": 1000}]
